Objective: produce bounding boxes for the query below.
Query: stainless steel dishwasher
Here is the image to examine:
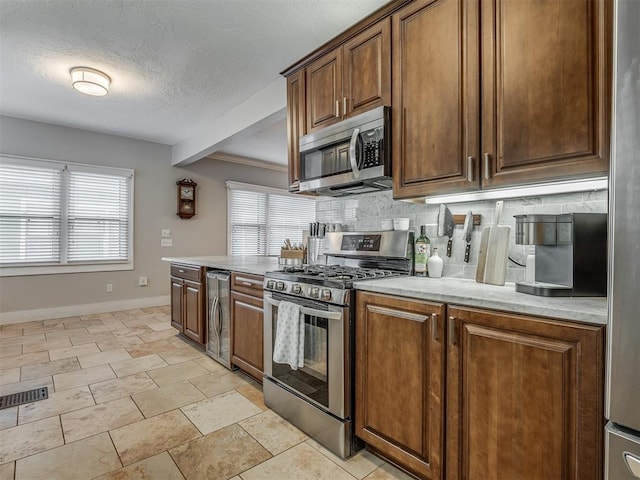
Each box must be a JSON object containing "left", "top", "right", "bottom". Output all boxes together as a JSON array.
[{"left": 206, "top": 270, "right": 234, "bottom": 369}]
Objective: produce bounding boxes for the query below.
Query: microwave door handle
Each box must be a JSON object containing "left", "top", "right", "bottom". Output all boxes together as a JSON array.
[
  {"left": 264, "top": 296, "right": 342, "bottom": 321},
  {"left": 349, "top": 127, "right": 361, "bottom": 178}
]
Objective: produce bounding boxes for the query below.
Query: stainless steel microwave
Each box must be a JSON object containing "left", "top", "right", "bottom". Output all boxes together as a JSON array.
[{"left": 298, "top": 106, "right": 391, "bottom": 197}]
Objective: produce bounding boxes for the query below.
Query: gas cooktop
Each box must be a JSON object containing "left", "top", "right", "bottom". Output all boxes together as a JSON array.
[{"left": 264, "top": 264, "right": 408, "bottom": 304}]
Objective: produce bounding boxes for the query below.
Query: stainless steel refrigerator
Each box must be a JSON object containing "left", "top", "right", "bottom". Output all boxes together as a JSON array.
[{"left": 605, "top": 0, "right": 640, "bottom": 477}]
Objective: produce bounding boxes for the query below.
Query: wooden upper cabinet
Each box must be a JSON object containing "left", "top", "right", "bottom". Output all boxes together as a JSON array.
[
  {"left": 392, "top": 0, "right": 480, "bottom": 199},
  {"left": 306, "top": 19, "right": 391, "bottom": 133},
  {"left": 446, "top": 306, "right": 604, "bottom": 480},
  {"left": 306, "top": 49, "right": 343, "bottom": 132},
  {"left": 286, "top": 70, "right": 305, "bottom": 191},
  {"left": 481, "top": 0, "right": 611, "bottom": 187},
  {"left": 356, "top": 292, "right": 445, "bottom": 480},
  {"left": 343, "top": 17, "right": 391, "bottom": 118}
]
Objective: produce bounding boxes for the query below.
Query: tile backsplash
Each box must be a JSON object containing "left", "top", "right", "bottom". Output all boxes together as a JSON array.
[{"left": 316, "top": 189, "right": 608, "bottom": 282}]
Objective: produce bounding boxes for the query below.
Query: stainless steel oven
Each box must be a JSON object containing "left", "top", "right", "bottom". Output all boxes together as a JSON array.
[
  {"left": 264, "top": 293, "right": 348, "bottom": 418},
  {"left": 263, "top": 231, "right": 414, "bottom": 459},
  {"left": 263, "top": 290, "right": 353, "bottom": 456}
]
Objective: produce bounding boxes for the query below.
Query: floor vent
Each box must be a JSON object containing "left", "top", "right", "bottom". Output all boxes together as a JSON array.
[{"left": 0, "top": 387, "right": 49, "bottom": 410}]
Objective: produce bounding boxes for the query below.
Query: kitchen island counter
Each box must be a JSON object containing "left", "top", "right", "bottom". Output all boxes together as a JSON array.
[
  {"left": 353, "top": 276, "right": 607, "bottom": 325},
  {"left": 162, "top": 255, "right": 280, "bottom": 276}
]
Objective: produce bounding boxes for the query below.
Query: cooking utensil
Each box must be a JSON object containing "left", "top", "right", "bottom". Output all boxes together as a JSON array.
[
  {"left": 438, "top": 204, "right": 455, "bottom": 257},
  {"left": 476, "top": 201, "right": 511, "bottom": 285},
  {"left": 463, "top": 211, "right": 473, "bottom": 262}
]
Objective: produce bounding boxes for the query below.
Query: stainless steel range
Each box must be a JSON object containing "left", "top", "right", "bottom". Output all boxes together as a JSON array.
[{"left": 263, "top": 230, "right": 413, "bottom": 458}]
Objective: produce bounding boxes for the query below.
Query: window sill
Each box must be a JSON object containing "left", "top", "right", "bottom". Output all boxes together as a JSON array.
[{"left": 0, "top": 262, "right": 134, "bottom": 277}]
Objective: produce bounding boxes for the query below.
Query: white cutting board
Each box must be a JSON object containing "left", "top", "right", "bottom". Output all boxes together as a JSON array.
[{"left": 476, "top": 201, "right": 511, "bottom": 285}]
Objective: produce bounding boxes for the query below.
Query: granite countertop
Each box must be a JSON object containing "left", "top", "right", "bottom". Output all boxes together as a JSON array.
[
  {"left": 162, "top": 255, "right": 280, "bottom": 276},
  {"left": 162, "top": 256, "right": 607, "bottom": 325},
  {"left": 353, "top": 276, "right": 607, "bottom": 325}
]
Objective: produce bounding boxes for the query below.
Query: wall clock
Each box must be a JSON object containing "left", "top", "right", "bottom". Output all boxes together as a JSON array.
[{"left": 176, "top": 178, "right": 197, "bottom": 219}]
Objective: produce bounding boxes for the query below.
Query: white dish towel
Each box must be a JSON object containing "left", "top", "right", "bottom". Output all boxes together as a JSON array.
[{"left": 273, "top": 301, "right": 305, "bottom": 370}]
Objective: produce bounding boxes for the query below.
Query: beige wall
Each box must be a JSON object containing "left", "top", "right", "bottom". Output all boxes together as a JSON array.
[{"left": 0, "top": 116, "right": 287, "bottom": 315}]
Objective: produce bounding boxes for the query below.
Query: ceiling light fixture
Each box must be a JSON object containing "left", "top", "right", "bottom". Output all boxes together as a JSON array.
[{"left": 70, "top": 67, "right": 110, "bottom": 96}]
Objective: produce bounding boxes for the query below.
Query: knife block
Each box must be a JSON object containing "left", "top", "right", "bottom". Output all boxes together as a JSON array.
[{"left": 279, "top": 248, "right": 305, "bottom": 266}]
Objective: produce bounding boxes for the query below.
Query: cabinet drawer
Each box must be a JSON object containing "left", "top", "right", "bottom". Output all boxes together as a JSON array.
[
  {"left": 170, "top": 264, "right": 202, "bottom": 282},
  {"left": 231, "top": 272, "right": 264, "bottom": 297}
]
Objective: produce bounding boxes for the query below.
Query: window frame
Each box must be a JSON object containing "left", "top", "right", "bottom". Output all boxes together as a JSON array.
[
  {"left": 226, "top": 180, "right": 316, "bottom": 256},
  {"left": 0, "top": 154, "right": 134, "bottom": 277}
]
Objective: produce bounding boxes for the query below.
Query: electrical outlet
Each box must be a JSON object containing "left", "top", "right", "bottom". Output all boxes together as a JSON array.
[
  {"left": 161, "top": 229, "right": 171, "bottom": 237},
  {"left": 161, "top": 239, "right": 172, "bottom": 247},
  {"left": 138, "top": 276, "right": 148, "bottom": 287},
  {"left": 106, "top": 283, "right": 113, "bottom": 293}
]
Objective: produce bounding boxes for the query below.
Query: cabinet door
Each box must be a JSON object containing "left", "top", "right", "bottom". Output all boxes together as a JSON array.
[
  {"left": 230, "top": 291, "right": 264, "bottom": 382},
  {"left": 446, "top": 306, "right": 604, "bottom": 480},
  {"left": 392, "top": 0, "right": 480, "bottom": 200},
  {"left": 481, "top": 0, "right": 611, "bottom": 187},
  {"left": 183, "top": 279, "right": 204, "bottom": 345},
  {"left": 170, "top": 276, "right": 183, "bottom": 331},
  {"left": 306, "top": 49, "right": 343, "bottom": 132},
  {"left": 343, "top": 18, "right": 391, "bottom": 118},
  {"left": 286, "top": 70, "right": 305, "bottom": 191},
  {"left": 356, "top": 292, "right": 445, "bottom": 479}
]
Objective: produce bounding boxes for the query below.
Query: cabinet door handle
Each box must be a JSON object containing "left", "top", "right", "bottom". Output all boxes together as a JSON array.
[
  {"left": 467, "top": 156, "right": 474, "bottom": 182},
  {"left": 431, "top": 313, "right": 439, "bottom": 342},
  {"left": 448, "top": 316, "right": 456, "bottom": 345},
  {"left": 335, "top": 100, "right": 340, "bottom": 118},
  {"left": 484, "top": 153, "right": 492, "bottom": 180},
  {"left": 343, "top": 97, "right": 347, "bottom": 115},
  {"left": 178, "top": 269, "right": 186, "bottom": 273},
  {"left": 236, "top": 276, "right": 261, "bottom": 287}
]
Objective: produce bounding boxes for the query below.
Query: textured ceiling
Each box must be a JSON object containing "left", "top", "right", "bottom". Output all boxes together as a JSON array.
[{"left": 0, "top": 0, "right": 390, "bottom": 164}]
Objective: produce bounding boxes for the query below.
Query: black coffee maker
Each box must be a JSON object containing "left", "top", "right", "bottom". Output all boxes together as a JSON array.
[{"left": 513, "top": 213, "right": 607, "bottom": 297}]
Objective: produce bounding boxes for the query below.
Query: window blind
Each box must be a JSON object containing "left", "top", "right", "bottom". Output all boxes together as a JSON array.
[
  {"left": 267, "top": 194, "right": 316, "bottom": 256},
  {"left": 229, "top": 189, "right": 267, "bottom": 256},
  {"left": 67, "top": 169, "right": 131, "bottom": 262},
  {"left": 0, "top": 162, "right": 63, "bottom": 264},
  {"left": 227, "top": 182, "right": 316, "bottom": 256},
  {"left": 0, "top": 155, "right": 133, "bottom": 270}
]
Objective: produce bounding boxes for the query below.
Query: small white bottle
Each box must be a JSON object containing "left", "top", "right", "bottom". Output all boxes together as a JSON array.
[
  {"left": 525, "top": 246, "right": 536, "bottom": 283},
  {"left": 428, "top": 247, "right": 444, "bottom": 278}
]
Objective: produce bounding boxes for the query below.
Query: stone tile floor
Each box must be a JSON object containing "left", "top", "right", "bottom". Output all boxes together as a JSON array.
[{"left": 0, "top": 306, "right": 413, "bottom": 480}]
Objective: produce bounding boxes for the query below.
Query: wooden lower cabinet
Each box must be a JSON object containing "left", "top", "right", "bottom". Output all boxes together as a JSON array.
[
  {"left": 446, "top": 306, "right": 605, "bottom": 480},
  {"left": 170, "top": 276, "right": 184, "bottom": 331},
  {"left": 170, "top": 265, "right": 205, "bottom": 347},
  {"left": 182, "top": 279, "right": 204, "bottom": 344},
  {"left": 230, "top": 272, "right": 264, "bottom": 382},
  {"left": 355, "top": 295, "right": 605, "bottom": 480},
  {"left": 230, "top": 291, "right": 264, "bottom": 382},
  {"left": 355, "top": 292, "right": 445, "bottom": 480}
]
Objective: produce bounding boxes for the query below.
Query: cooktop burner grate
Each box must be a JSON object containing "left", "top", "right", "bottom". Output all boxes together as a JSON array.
[{"left": 278, "top": 265, "right": 404, "bottom": 283}]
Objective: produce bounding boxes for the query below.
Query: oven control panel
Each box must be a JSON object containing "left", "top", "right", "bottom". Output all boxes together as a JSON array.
[{"left": 264, "top": 279, "right": 347, "bottom": 305}]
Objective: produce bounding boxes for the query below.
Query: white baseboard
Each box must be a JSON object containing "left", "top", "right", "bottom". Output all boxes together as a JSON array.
[{"left": 0, "top": 295, "right": 171, "bottom": 325}]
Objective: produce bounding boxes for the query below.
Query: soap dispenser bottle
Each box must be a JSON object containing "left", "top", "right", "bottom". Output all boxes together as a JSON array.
[{"left": 428, "top": 247, "right": 444, "bottom": 278}]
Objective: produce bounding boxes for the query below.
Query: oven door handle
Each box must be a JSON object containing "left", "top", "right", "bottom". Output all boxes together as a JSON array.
[
  {"left": 265, "top": 296, "right": 343, "bottom": 321},
  {"left": 349, "top": 127, "right": 361, "bottom": 178}
]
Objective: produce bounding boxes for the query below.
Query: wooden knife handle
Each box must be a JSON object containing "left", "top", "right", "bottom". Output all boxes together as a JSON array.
[
  {"left": 464, "top": 243, "right": 471, "bottom": 262},
  {"left": 447, "top": 238, "right": 452, "bottom": 257}
]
